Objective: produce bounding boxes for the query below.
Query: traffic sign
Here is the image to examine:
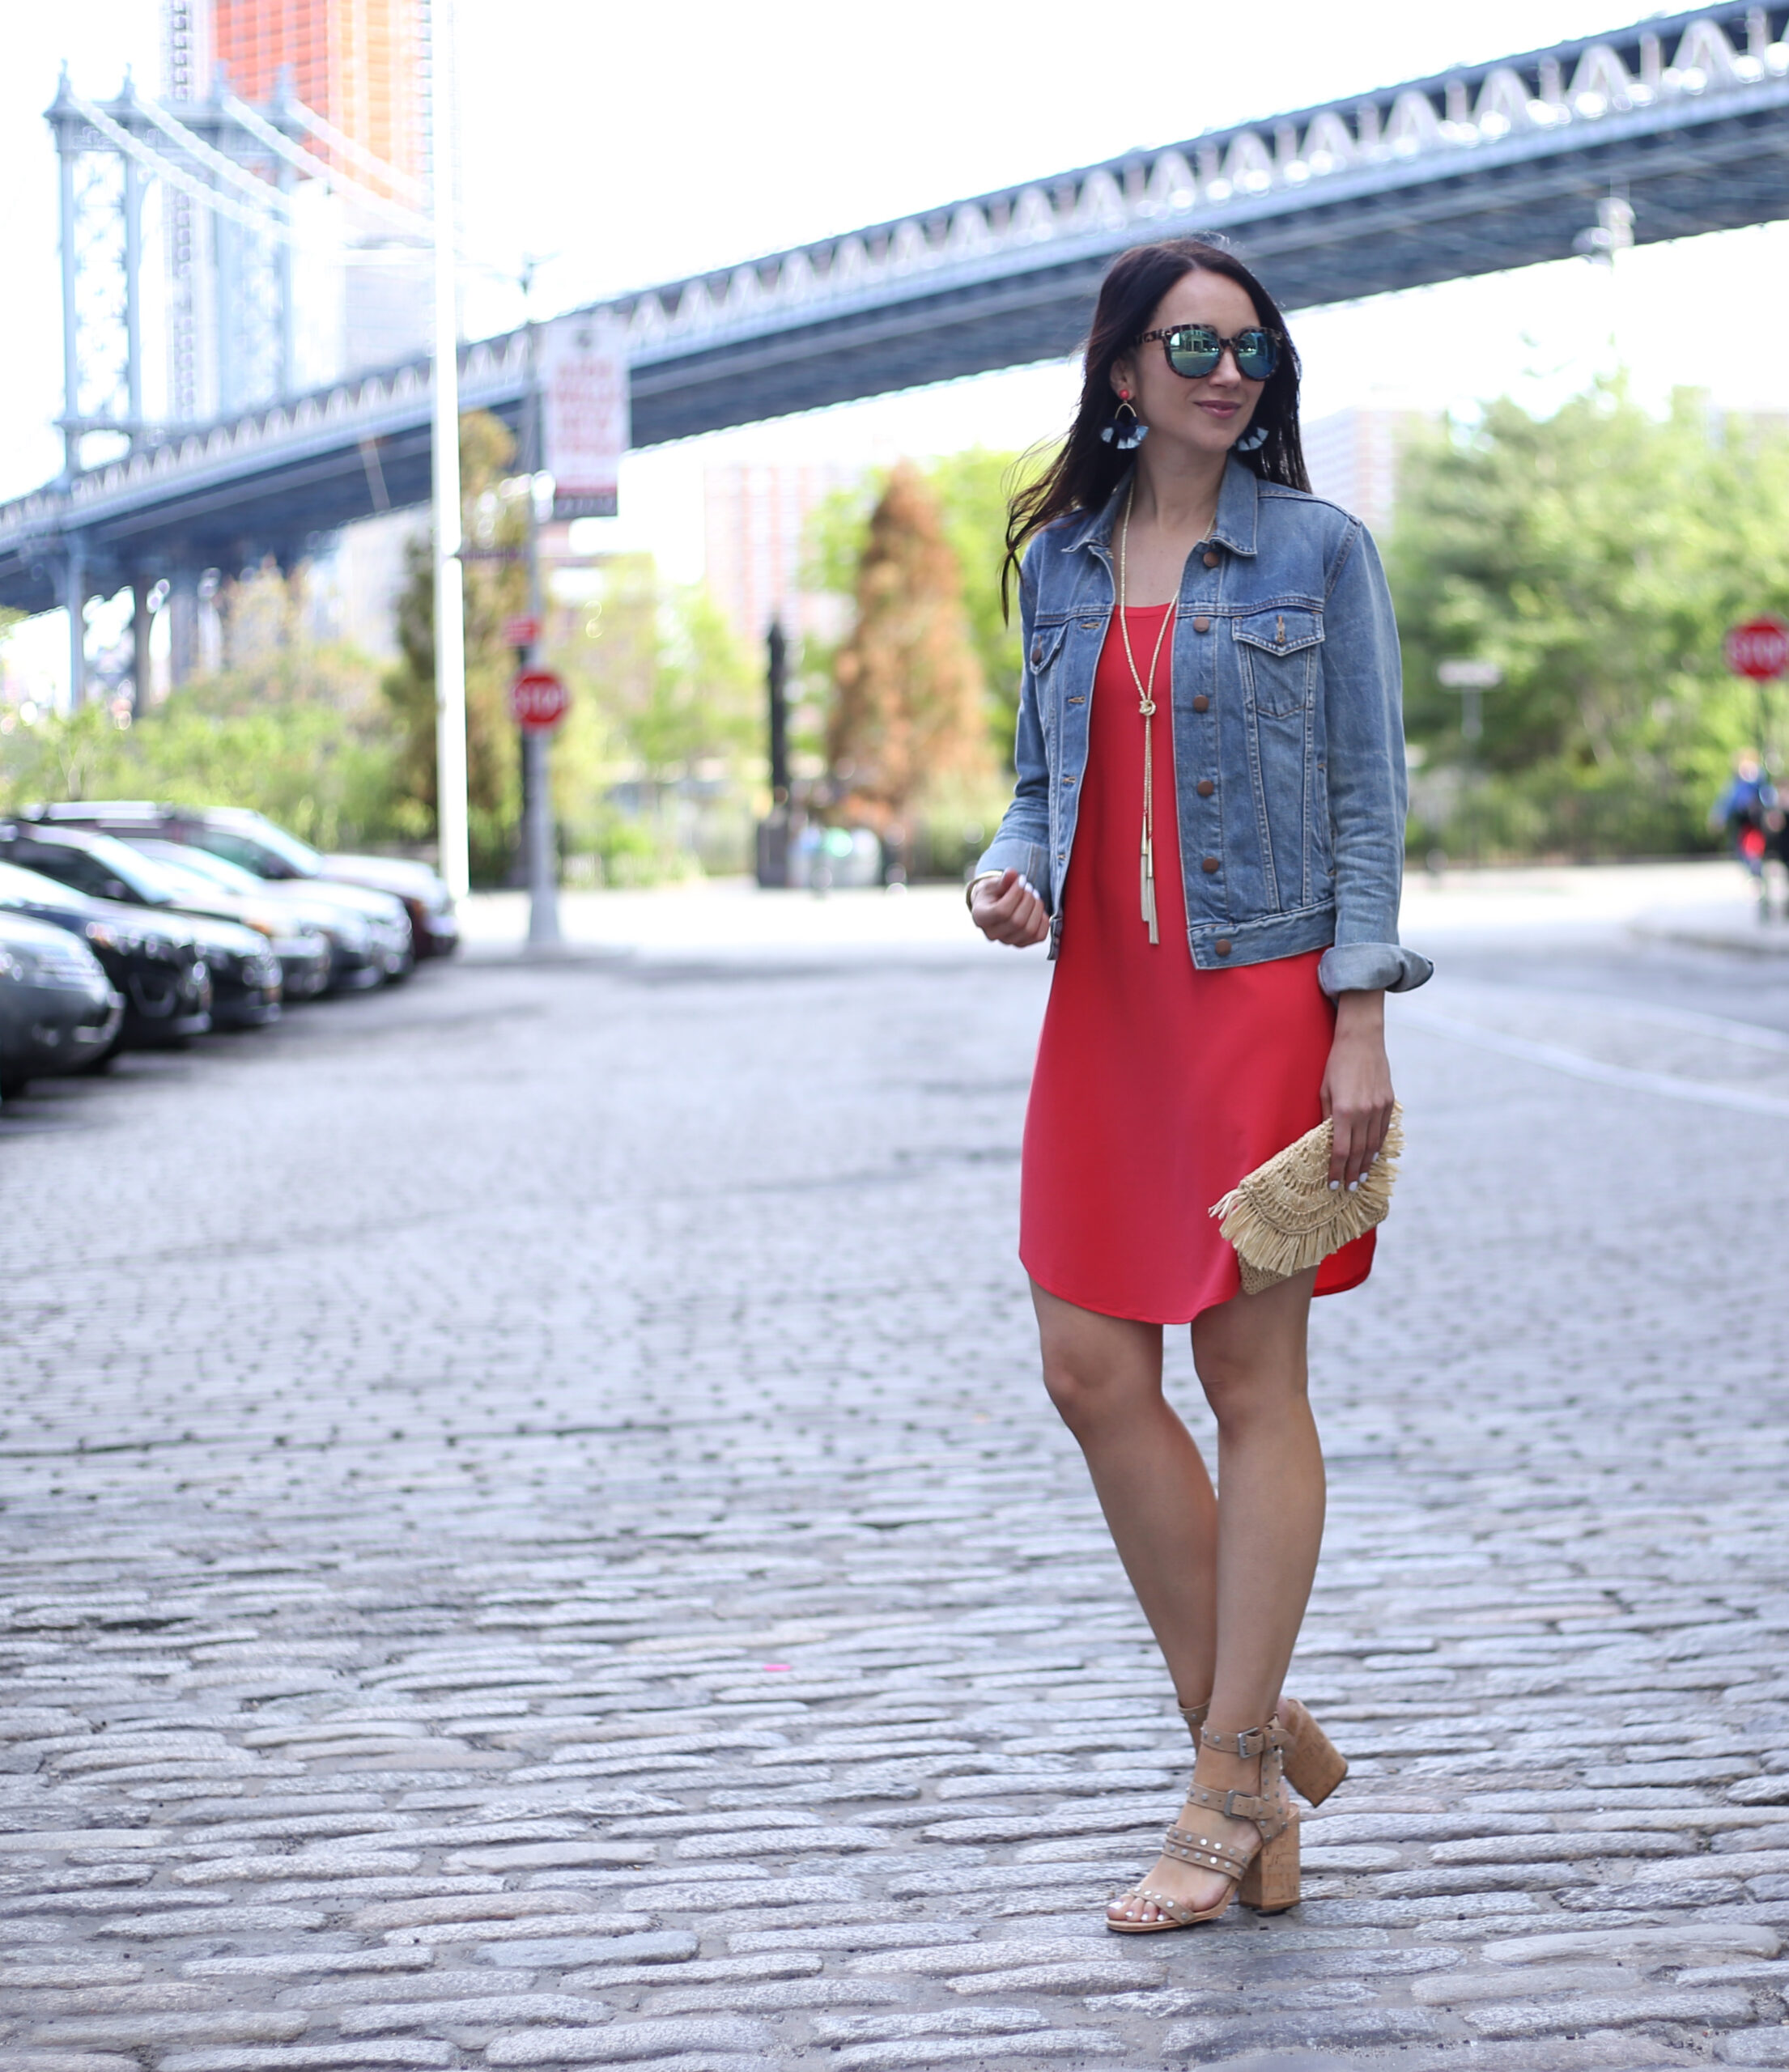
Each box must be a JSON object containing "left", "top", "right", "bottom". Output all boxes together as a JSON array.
[
  {"left": 504, "top": 614, "right": 542, "bottom": 650},
  {"left": 508, "top": 668, "right": 569, "bottom": 731},
  {"left": 1725, "top": 616, "right": 1789, "bottom": 681}
]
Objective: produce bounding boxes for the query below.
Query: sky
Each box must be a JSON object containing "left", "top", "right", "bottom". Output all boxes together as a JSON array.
[{"left": 6, "top": 0, "right": 1789, "bottom": 682}]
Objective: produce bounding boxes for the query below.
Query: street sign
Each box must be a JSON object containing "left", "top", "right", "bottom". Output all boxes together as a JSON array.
[
  {"left": 1724, "top": 616, "right": 1789, "bottom": 681},
  {"left": 508, "top": 668, "right": 569, "bottom": 732},
  {"left": 504, "top": 614, "right": 542, "bottom": 650},
  {"left": 1437, "top": 659, "right": 1502, "bottom": 689},
  {"left": 541, "top": 314, "right": 628, "bottom": 520}
]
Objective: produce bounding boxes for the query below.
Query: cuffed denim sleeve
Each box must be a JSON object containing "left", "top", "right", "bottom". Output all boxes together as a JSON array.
[
  {"left": 974, "top": 549, "right": 1056, "bottom": 911},
  {"left": 1316, "top": 522, "right": 1432, "bottom": 996}
]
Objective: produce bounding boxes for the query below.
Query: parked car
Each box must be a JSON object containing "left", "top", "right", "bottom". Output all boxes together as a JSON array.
[
  {"left": 0, "top": 910, "right": 123, "bottom": 1098},
  {"left": 17, "top": 829, "right": 335, "bottom": 1004},
  {"left": 0, "top": 860, "right": 211, "bottom": 1047},
  {"left": 125, "top": 839, "right": 380, "bottom": 995},
  {"left": 31, "top": 801, "right": 452, "bottom": 962},
  {"left": 46, "top": 805, "right": 416, "bottom": 979},
  {"left": 0, "top": 826, "right": 283, "bottom": 1030}
]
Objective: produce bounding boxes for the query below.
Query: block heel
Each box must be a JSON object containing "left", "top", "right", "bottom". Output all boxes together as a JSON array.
[
  {"left": 1277, "top": 1696, "right": 1348, "bottom": 1807},
  {"left": 1237, "top": 1804, "right": 1301, "bottom": 1912}
]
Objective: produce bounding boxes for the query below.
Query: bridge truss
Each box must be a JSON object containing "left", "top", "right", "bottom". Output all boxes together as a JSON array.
[{"left": 6, "top": 2, "right": 1789, "bottom": 703}]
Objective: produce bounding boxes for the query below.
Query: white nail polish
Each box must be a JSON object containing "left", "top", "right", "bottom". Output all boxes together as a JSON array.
[
  {"left": 1348, "top": 1179, "right": 1359, "bottom": 1192},
  {"left": 1328, "top": 1179, "right": 1341, "bottom": 1191}
]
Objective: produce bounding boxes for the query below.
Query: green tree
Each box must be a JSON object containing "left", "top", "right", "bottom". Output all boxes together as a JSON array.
[
  {"left": 827, "top": 461, "right": 992, "bottom": 834},
  {"left": 1388, "top": 378, "right": 1789, "bottom": 856},
  {"left": 384, "top": 410, "right": 528, "bottom": 880},
  {"left": 548, "top": 555, "right": 759, "bottom": 882},
  {"left": 0, "top": 568, "right": 402, "bottom": 848}
]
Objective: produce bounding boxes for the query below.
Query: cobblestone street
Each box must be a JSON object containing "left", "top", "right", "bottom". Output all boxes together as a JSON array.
[{"left": 5, "top": 881, "right": 1789, "bottom": 2072}]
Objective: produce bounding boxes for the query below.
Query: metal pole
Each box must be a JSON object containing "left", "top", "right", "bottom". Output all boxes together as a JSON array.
[
  {"left": 56, "top": 89, "right": 81, "bottom": 480},
  {"left": 131, "top": 574, "right": 153, "bottom": 715},
  {"left": 430, "top": 0, "right": 470, "bottom": 902},
  {"left": 123, "top": 152, "right": 144, "bottom": 444},
  {"left": 767, "top": 619, "right": 790, "bottom": 798},
  {"left": 522, "top": 300, "right": 561, "bottom": 947},
  {"left": 64, "top": 538, "right": 87, "bottom": 711},
  {"left": 272, "top": 71, "right": 296, "bottom": 399}
]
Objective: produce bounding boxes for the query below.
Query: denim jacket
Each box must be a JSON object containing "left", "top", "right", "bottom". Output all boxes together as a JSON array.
[{"left": 976, "top": 460, "right": 1432, "bottom": 996}]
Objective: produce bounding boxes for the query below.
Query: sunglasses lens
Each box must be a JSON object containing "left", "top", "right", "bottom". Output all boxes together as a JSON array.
[
  {"left": 1164, "top": 326, "right": 1222, "bottom": 377},
  {"left": 1233, "top": 330, "right": 1279, "bottom": 380}
]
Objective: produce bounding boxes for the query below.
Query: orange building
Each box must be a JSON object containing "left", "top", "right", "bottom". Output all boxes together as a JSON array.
[{"left": 209, "top": 0, "right": 425, "bottom": 194}]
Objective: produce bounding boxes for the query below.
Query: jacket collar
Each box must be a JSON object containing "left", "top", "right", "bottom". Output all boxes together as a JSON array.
[{"left": 1058, "top": 456, "right": 1261, "bottom": 559}]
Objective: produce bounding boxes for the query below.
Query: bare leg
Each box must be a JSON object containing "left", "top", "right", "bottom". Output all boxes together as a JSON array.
[
  {"left": 1032, "top": 1284, "right": 1218, "bottom": 1707},
  {"left": 1033, "top": 1270, "right": 1326, "bottom": 1926}
]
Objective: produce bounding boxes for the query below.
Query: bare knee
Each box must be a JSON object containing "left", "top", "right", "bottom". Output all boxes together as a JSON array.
[
  {"left": 1194, "top": 1342, "right": 1309, "bottom": 1437},
  {"left": 1042, "top": 1353, "right": 1141, "bottom": 1438}
]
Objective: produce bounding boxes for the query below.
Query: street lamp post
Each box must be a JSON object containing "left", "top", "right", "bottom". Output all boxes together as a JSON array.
[{"left": 429, "top": 0, "right": 470, "bottom": 902}]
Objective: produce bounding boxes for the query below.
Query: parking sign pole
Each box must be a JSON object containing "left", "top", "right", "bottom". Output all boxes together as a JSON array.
[{"left": 522, "top": 299, "right": 561, "bottom": 948}]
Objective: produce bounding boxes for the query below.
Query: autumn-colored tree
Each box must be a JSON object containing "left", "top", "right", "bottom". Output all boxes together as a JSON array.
[
  {"left": 384, "top": 410, "right": 528, "bottom": 878},
  {"left": 827, "top": 461, "right": 991, "bottom": 828}
]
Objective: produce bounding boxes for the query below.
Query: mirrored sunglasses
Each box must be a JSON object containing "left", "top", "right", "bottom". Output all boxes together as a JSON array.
[{"left": 1137, "top": 324, "right": 1281, "bottom": 382}]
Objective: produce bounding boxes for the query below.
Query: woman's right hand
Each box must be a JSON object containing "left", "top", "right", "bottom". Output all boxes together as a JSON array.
[{"left": 971, "top": 868, "right": 1050, "bottom": 947}]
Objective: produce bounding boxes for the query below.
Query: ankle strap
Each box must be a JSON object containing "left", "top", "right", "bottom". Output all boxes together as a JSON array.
[
  {"left": 1200, "top": 1720, "right": 1286, "bottom": 1759},
  {"left": 1180, "top": 1776, "right": 1292, "bottom": 1841},
  {"left": 1176, "top": 1698, "right": 1209, "bottom": 1738}
]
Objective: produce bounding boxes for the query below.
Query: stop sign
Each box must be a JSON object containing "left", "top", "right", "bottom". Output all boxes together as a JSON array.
[
  {"left": 1724, "top": 616, "right": 1789, "bottom": 681},
  {"left": 508, "top": 668, "right": 569, "bottom": 731}
]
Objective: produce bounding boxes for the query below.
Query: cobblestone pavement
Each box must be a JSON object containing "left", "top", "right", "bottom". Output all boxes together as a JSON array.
[{"left": 5, "top": 904, "right": 1789, "bottom": 2072}]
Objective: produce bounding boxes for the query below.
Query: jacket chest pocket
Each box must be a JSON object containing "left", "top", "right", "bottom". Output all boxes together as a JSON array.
[
  {"left": 1028, "top": 619, "right": 1072, "bottom": 737},
  {"left": 1233, "top": 609, "right": 1322, "bottom": 717}
]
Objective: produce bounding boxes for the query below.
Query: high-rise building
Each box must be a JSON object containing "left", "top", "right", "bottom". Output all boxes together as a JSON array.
[
  {"left": 1302, "top": 405, "right": 1436, "bottom": 538},
  {"left": 209, "top": 0, "right": 426, "bottom": 197},
  {"left": 161, "top": 0, "right": 431, "bottom": 410},
  {"left": 704, "top": 464, "right": 863, "bottom": 655}
]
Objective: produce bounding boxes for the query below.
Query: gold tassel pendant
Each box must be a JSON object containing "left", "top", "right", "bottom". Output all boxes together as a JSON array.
[{"left": 1140, "top": 828, "right": 1158, "bottom": 945}]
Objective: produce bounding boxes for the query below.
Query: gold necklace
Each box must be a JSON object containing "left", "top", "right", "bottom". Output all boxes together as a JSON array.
[{"left": 1115, "top": 485, "right": 1182, "bottom": 946}]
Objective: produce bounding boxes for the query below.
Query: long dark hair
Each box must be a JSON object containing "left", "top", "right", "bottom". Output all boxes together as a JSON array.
[{"left": 1003, "top": 238, "right": 1310, "bottom": 614}]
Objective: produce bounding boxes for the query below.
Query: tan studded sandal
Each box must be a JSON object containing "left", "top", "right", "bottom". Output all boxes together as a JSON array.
[
  {"left": 1179, "top": 1694, "right": 1347, "bottom": 1805},
  {"left": 1107, "top": 1718, "right": 1301, "bottom": 1934}
]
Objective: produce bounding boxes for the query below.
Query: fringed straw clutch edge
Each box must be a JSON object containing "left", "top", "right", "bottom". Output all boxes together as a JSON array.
[{"left": 1209, "top": 1104, "right": 1405, "bottom": 1297}]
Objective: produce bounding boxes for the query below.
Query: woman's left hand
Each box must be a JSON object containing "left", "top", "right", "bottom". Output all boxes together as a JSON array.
[{"left": 1321, "top": 990, "right": 1396, "bottom": 1191}]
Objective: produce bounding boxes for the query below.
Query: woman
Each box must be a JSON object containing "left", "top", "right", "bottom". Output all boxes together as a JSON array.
[{"left": 968, "top": 237, "right": 1431, "bottom": 1933}]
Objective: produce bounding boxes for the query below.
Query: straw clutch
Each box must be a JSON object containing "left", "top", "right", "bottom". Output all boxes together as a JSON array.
[{"left": 1210, "top": 1104, "right": 1404, "bottom": 1296}]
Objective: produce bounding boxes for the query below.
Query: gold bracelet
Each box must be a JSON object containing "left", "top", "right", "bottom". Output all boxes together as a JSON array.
[{"left": 965, "top": 871, "right": 1004, "bottom": 914}]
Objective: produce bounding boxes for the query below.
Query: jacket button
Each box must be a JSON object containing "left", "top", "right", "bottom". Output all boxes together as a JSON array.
[
  {"left": 1030, "top": 643, "right": 1042, "bottom": 665},
  {"left": 1203, "top": 552, "right": 1219, "bottom": 567},
  {"left": 1201, "top": 856, "right": 1220, "bottom": 874},
  {"left": 1196, "top": 779, "right": 1214, "bottom": 797},
  {"left": 1192, "top": 694, "right": 1210, "bottom": 712},
  {"left": 1192, "top": 615, "right": 1211, "bottom": 633},
  {"left": 1214, "top": 938, "right": 1233, "bottom": 956}
]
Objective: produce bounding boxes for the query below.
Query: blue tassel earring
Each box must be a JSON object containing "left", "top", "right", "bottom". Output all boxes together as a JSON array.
[
  {"left": 1102, "top": 389, "right": 1147, "bottom": 450},
  {"left": 1234, "top": 418, "right": 1270, "bottom": 452}
]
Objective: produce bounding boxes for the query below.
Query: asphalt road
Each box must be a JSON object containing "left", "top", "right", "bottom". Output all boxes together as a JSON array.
[{"left": 4, "top": 894, "right": 1789, "bottom": 2072}]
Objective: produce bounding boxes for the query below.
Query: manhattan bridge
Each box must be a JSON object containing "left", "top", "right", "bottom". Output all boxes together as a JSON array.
[{"left": 4, "top": 1, "right": 1788, "bottom": 703}]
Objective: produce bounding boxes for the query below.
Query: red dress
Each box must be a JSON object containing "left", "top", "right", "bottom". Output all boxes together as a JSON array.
[{"left": 1020, "top": 605, "right": 1375, "bottom": 1324}]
